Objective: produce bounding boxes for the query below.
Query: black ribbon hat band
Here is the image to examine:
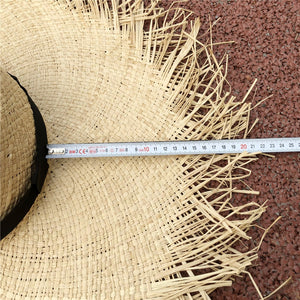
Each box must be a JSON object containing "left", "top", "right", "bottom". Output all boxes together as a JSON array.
[{"left": 0, "top": 75, "right": 48, "bottom": 239}]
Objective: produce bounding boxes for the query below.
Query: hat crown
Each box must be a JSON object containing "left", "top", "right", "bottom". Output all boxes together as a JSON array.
[{"left": 0, "top": 68, "right": 36, "bottom": 221}]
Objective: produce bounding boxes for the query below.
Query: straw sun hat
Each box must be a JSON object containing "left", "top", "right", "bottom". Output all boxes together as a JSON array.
[{"left": 1, "top": 1, "right": 267, "bottom": 299}]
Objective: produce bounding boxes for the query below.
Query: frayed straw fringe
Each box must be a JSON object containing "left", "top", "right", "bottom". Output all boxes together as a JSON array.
[
  {"left": 25, "top": 0, "right": 287, "bottom": 298},
  {"left": 58, "top": 0, "right": 288, "bottom": 298}
]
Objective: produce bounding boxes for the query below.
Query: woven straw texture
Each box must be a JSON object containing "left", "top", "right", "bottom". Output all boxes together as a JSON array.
[
  {"left": 0, "top": 68, "right": 36, "bottom": 221},
  {"left": 1, "top": 1, "right": 266, "bottom": 299}
]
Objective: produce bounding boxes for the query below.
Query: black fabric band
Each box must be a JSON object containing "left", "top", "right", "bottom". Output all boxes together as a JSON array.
[{"left": 0, "top": 75, "right": 48, "bottom": 240}]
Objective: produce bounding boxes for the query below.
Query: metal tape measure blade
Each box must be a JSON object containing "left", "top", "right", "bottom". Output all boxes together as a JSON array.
[{"left": 46, "top": 137, "right": 300, "bottom": 158}]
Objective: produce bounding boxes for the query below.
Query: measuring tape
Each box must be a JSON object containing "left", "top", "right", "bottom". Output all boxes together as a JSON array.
[{"left": 46, "top": 137, "right": 300, "bottom": 159}]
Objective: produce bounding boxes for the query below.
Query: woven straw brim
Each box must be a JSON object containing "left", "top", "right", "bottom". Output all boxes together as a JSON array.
[
  {"left": 0, "top": 68, "right": 36, "bottom": 220},
  {"left": 1, "top": 1, "right": 265, "bottom": 299}
]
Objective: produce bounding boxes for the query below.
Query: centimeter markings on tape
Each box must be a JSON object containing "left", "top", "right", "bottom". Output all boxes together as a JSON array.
[{"left": 46, "top": 137, "right": 300, "bottom": 159}]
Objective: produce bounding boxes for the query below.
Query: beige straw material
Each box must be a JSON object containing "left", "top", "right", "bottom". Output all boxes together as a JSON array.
[
  {"left": 0, "top": 68, "right": 36, "bottom": 220},
  {"left": 1, "top": 1, "right": 266, "bottom": 299}
]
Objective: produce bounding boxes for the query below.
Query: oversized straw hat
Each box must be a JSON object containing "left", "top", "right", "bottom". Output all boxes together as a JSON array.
[{"left": 1, "top": 1, "right": 266, "bottom": 299}]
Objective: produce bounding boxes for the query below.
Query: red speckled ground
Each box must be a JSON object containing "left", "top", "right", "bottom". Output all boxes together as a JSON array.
[{"left": 160, "top": 1, "right": 299, "bottom": 299}]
